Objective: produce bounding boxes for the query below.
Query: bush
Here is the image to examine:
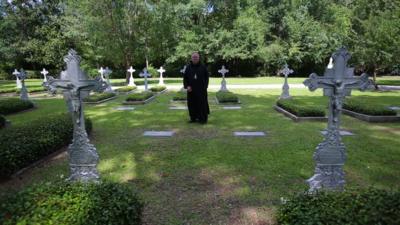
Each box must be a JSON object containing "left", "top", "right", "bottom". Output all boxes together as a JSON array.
[
  {"left": 0, "top": 115, "right": 5, "bottom": 128},
  {"left": 173, "top": 91, "right": 187, "bottom": 101},
  {"left": 0, "top": 98, "right": 34, "bottom": 115},
  {"left": 277, "top": 188, "right": 400, "bottom": 225},
  {"left": 344, "top": 98, "right": 397, "bottom": 116},
  {"left": 0, "top": 113, "right": 92, "bottom": 178},
  {"left": 277, "top": 99, "right": 325, "bottom": 117},
  {"left": 116, "top": 86, "right": 137, "bottom": 93},
  {"left": 83, "top": 92, "right": 116, "bottom": 103},
  {"left": 150, "top": 85, "right": 167, "bottom": 92},
  {"left": 0, "top": 181, "right": 143, "bottom": 225},
  {"left": 126, "top": 91, "right": 154, "bottom": 102},
  {"left": 216, "top": 91, "right": 239, "bottom": 103}
]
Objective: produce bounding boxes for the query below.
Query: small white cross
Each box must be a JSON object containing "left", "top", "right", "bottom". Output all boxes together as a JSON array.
[
  {"left": 98, "top": 67, "right": 105, "bottom": 75},
  {"left": 218, "top": 65, "right": 229, "bottom": 78},
  {"left": 104, "top": 67, "right": 112, "bottom": 76},
  {"left": 41, "top": 68, "right": 49, "bottom": 82},
  {"left": 280, "top": 64, "right": 294, "bottom": 78},
  {"left": 127, "top": 66, "right": 136, "bottom": 74},
  {"left": 157, "top": 66, "right": 165, "bottom": 75},
  {"left": 180, "top": 65, "right": 186, "bottom": 74},
  {"left": 12, "top": 69, "right": 20, "bottom": 76}
]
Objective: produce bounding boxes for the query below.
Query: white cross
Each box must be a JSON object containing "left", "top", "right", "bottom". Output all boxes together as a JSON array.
[
  {"left": 127, "top": 66, "right": 136, "bottom": 87},
  {"left": 12, "top": 69, "right": 20, "bottom": 76},
  {"left": 41, "top": 68, "right": 49, "bottom": 82},
  {"left": 218, "top": 65, "right": 229, "bottom": 78},
  {"left": 180, "top": 65, "right": 186, "bottom": 74},
  {"left": 327, "top": 57, "right": 334, "bottom": 69},
  {"left": 157, "top": 66, "right": 166, "bottom": 85},
  {"left": 127, "top": 66, "right": 136, "bottom": 74},
  {"left": 98, "top": 67, "right": 106, "bottom": 80},
  {"left": 280, "top": 64, "right": 294, "bottom": 78},
  {"left": 104, "top": 67, "right": 112, "bottom": 76}
]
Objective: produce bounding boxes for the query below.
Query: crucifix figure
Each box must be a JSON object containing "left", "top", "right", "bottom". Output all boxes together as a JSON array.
[
  {"left": 279, "top": 64, "right": 294, "bottom": 99},
  {"left": 41, "top": 68, "right": 49, "bottom": 83},
  {"left": 303, "top": 47, "right": 373, "bottom": 192},
  {"left": 218, "top": 65, "right": 229, "bottom": 92},
  {"left": 180, "top": 65, "right": 187, "bottom": 91},
  {"left": 13, "top": 69, "right": 29, "bottom": 101},
  {"left": 140, "top": 68, "right": 151, "bottom": 91},
  {"left": 44, "top": 49, "right": 107, "bottom": 182},
  {"left": 103, "top": 67, "right": 114, "bottom": 93},
  {"left": 13, "top": 69, "right": 22, "bottom": 89},
  {"left": 127, "top": 66, "right": 136, "bottom": 87},
  {"left": 157, "top": 66, "right": 166, "bottom": 85}
]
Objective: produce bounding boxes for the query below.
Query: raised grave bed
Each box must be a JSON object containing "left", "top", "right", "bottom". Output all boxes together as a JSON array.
[
  {"left": 123, "top": 91, "right": 156, "bottom": 105},
  {"left": 83, "top": 92, "right": 117, "bottom": 104},
  {"left": 275, "top": 99, "right": 327, "bottom": 122},
  {"left": 115, "top": 86, "right": 137, "bottom": 94},
  {"left": 171, "top": 91, "right": 187, "bottom": 102},
  {"left": 215, "top": 91, "right": 240, "bottom": 104},
  {"left": 343, "top": 99, "right": 400, "bottom": 122},
  {"left": 0, "top": 98, "right": 35, "bottom": 115},
  {"left": 150, "top": 85, "right": 167, "bottom": 94}
]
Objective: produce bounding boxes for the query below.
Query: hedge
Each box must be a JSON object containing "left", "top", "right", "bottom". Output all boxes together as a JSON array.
[
  {"left": 0, "top": 113, "right": 92, "bottom": 178},
  {"left": 216, "top": 91, "right": 239, "bottom": 103},
  {"left": 0, "top": 98, "right": 34, "bottom": 115},
  {"left": 150, "top": 85, "right": 166, "bottom": 92},
  {"left": 277, "top": 188, "right": 400, "bottom": 225},
  {"left": 0, "top": 115, "right": 5, "bottom": 128},
  {"left": 172, "top": 91, "right": 187, "bottom": 101},
  {"left": 116, "top": 86, "right": 137, "bottom": 93},
  {"left": 277, "top": 99, "right": 325, "bottom": 117},
  {"left": 344, "top": 98, "right": 397, "bottom": 116},
  {"left": 126, "top": 91, "right": 154, "bottom": 102},
  {"left": 0, "top": 181, "right": 143, "bottom": 225},
  {"left": 83, "top": 92, "right": 116, "bottom": 103}
]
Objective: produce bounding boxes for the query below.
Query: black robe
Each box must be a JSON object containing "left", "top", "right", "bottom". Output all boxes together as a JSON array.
[{"left": 183, "top": 62, "right": 210, "bottom": 122}]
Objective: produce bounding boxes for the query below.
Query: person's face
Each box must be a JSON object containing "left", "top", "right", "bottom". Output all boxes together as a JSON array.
[{"left": 191, "top": 53, "right": 200, "bottom": 64}]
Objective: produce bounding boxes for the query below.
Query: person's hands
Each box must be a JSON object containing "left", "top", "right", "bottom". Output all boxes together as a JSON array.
[{"left": 187, "top": 86, "right": 192, "bottom": 92}]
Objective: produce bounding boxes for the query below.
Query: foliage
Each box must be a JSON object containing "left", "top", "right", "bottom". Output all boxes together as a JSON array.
[
  {"left": 0, "top": 181, "right": 143, "bottom": 225},
  {"left": 126, "top": 91, "right": 154, "bottom": 102},
  {"left": 0, "top": 113, "right": 92, "bottom": 178},
  {"left": 277, "top": 98, "right": 325, "bottom": 117},
  {"left": 277, "top": 188, "right": 400, "bottom": 225},
  {"left": 344, "top": 98, "right": 397, "bottom": 116},
  {"left": 83, "top": 92, "right": 116, "bottom": 103},
  {"left": 116, "top": 86, "right": 137, "bottom": 93},
  {"left": 0, "top": 115, "right": 5, "bottom": 128},
  {"left": 172, "top": 91, "right": 187, "bottom": 101},
  {"left": 0, "top": 98, "right": 34, "bottom": 115},
  {"left": 150, "top": 85, "right": 167, "bottom": 92},
  {"left": 216, "top": 91, "right": 239, "bottom": 103}
]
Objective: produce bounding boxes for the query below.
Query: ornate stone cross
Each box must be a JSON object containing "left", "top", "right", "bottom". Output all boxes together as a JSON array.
[
  {"left": 279, "top": 64, "right": 294, "bottom": 99},
  {"left": 218, "top": 65, "right": 229, "bottom": 92},
  {"left": 140, "top": 68, "right": 151, "bottom": 91},
  {"left": 98, "top": 67, "right": 106, "bottom": 81},
  {"left": 13, "top": 69, "right": 29, "bottom": 101},
  {"left": 157, "top": 66, "right": 166, "bottom": 85},
  {"left": 303, "top": 47, "right": 373, "bottom": 192},
  {"left": 13, "top": 69, "right": 22, "bottom": 89},
  {"left": 44, "top": 49, "right": 107, "bottom": 182},
  {"left": 41, "top": 68, "right": 49, "bottom": 83},
  {"left": 127, "top": 66, "right": 136, "bottom": 87},
  {"left": 103, "top": 67, "right": 113, "bottom": 93}
]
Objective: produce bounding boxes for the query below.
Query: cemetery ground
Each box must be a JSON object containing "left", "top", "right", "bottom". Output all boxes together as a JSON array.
[{"left": 1, "top": 86, "right": 399, "bottom": 224}]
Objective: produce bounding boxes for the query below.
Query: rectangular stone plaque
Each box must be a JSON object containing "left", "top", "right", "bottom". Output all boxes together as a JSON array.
[
  {"left": 223, "top": 106, "right": 242, "bottom": 110},
  {"left": 114, "top": 106, "right": 135, "bottom": 111},
  {"left": 169, "top": 106, "right": 187, "bottom": 110},
  {"left": 234, "top": 131, "right": 266, "bottom": 137},
  {"left": 143, "top": 131, "right": 175, "bottom": 137}
]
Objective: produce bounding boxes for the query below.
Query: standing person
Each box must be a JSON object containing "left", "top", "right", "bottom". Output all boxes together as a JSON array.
[{"left": 183, "top": 52, "right": 210, "bottom": 124}]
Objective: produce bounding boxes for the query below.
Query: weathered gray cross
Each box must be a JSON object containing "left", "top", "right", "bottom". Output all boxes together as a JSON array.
[
  {"left": 41, "top": 68, "right": 49, "bottom": 82},
  {"left": 303, "top": 47, "right": 373, "bottom": 192},
  {"left": 140, "top": 68, "right": 151, "bottom": 91},
  {"left": 127, "top": 66, "right": 136, "bottom": 87},
  {"left": 44, "top": 49, "right": 107, "bottom": 182},
  {"left": 13, "top": 69, "right": 29, "bottom": 101},
  {"left": 279, "top": 64, "right": 294, "bottom": 99},
  {"left": 218, "top": 65, "right": 229, "bottom": 92},
  {"left": 103, "top": 67, "right": 113, "bottom": 92},
  {"left": 98, "top": 67, "right": 106, "bottom": 81},
  {"left": 157, "top": 66, "right": 166, "bottom": 85},
  {"left": 13, "top": 69, "right": 22, "bottom": 89}
]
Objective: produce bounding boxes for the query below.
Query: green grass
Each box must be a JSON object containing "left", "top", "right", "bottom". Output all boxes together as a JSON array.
[{"left": 1, "top": 89, "right": 400, "bottom": 224}]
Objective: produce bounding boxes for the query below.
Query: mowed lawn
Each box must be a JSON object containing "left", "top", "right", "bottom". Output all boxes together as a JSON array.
[{"left": 1, "top": 89, "right": 400, "bottom": 224}]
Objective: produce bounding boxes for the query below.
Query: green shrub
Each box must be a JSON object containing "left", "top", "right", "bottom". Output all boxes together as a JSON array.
[
  {"left": 0, "top": 181, "right": 143, "bottom": 225},
  {"left": 116, "top": 86, "right": 137, "bottom": 93},
  {"left": 344, "top": 98, "right": 397, "bottom": 116},
  {"left": 83, "top": 92, "right": 116, "bottom": 103},
  {"left": 0, "top": 113, "right": 92, "bottom": 178},
  {"left": 277, "top": 99, "right": 325, "bottom": 117},
  {"left": 173, "top": 91, "right": 187, "bottom": 101},
  {"left": 277, "top": 188, "right": 400, "bottom": 225},
  {"left": 150, "top": 85, "right": 167, "bottom": 92},
  {"left": 216, "top": 91, "right": 239, "bottom": 103},
  {"left": 0, "top": 98, "right": 34, "bottom": 115},
  {"left": 126, "top": 91, "right": 154, "bottom": 102},
  {"left": 0, "top": 115, "right": 5, "bottom": 128}
]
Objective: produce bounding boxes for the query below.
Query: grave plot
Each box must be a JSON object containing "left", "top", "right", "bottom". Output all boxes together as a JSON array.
[
  {"left": 275, "top": 98, "right": 327, "bottom": 122},
  {"left": 343, "top": 98, "right": 400, "bottom": 122},
  {"left": 123, "top": 91, "right": 156, "bottom": 105},
  {"left": 115, "top": 86, "right": 137, "bottom": 94},
  {"left": 143, "top": 130, "right": 175, "bottom": 137},
  {"left": 83, "top": 92, "right": 117, "bottom": 104},
  {"left": 234, "top": 131, "right": 266, "bottom": 137}
]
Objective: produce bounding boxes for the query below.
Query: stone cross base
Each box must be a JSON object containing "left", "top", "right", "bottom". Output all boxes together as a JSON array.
[
  {"left": 307, "top": 164, "right": 345, "bottom": 192},
  {"left": 220, "top": 79, "right": 228, "bottom": 92}
]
